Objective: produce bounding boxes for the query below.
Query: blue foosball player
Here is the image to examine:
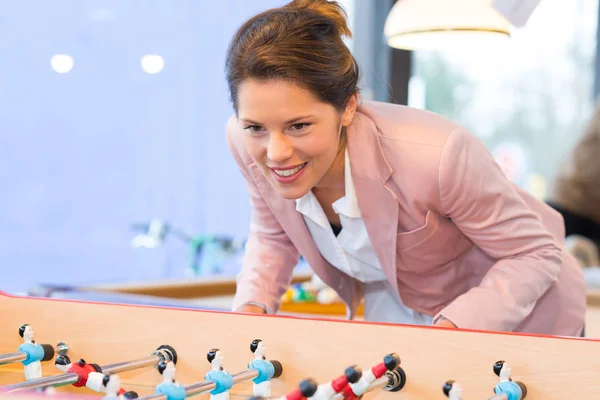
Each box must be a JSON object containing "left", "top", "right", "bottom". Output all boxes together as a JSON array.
[
  {"left": 204, "top": 348, "right": 234, "bottom": 400},
  {"left": 248, "top": 339, "right": 283, "bottom": 398},
  {"left": 18, "top": 324, "right": 55, "bottom": 380},
  {"left": 155, "top": 360, "right": 187, "bottom": 400},
  {"left": 492, "top": 360, "right": 528, "bottom": 400}
]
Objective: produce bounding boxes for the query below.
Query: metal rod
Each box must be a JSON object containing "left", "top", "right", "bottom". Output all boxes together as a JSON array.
[
  {"left": 101, "top": 354, "right": 163, "bottom": 374},
  {"left": 139, "top": 369, "right": 260, "bottom": 400},
  {"left": 363, "top": 376, "right": 389, "bottom": 392},
  {"left": 0, "top": 352, "right": 29, "bottom": 366},
  {"left": 3, "top": 354, "right": 164, "bottom": 393},
  {"left": 0, "top": 342, "right": 68, "bottom": 367}
]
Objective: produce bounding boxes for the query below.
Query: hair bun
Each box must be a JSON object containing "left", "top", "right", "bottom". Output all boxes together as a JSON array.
[{"left": 285, "top": 0, "right": 352, "bottom": 38}]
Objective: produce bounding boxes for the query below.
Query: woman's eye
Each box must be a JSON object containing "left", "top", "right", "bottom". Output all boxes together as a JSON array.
[
  {"left": 290, "top": 123, "right": 310, "bottom": 131},
  {"left": 244, "top": 125, "right": 264, "bottom": 133}
]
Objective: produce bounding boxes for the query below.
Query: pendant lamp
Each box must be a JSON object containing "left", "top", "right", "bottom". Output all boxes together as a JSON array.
[{"left": 384, "top": 0, "right": 512, "bottom": 51}]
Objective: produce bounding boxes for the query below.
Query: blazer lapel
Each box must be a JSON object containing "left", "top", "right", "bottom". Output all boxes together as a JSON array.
[{"left": 347, "top": 111, "right": 399, "bottom": 289}]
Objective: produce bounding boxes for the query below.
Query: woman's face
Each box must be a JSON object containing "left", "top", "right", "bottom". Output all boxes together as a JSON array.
[{"left": 237, "top": 78, "right": 356, "bottom": 200}]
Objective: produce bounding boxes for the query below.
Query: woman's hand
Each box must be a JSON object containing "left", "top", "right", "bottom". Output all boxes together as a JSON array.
[
  {"left": 435, "top": 317, "right": 457, "bottom": 329},
  {"left": 236, "top": 304, "right": 267, "bottom": 314}
]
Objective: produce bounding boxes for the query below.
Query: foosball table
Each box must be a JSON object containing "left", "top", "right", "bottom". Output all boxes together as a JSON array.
[{"left": 1, "top": 290, "right": 599, "bottom": 400}]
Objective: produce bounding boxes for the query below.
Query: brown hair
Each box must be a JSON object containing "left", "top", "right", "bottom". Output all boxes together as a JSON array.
[{"left": 225, "top": 0, "right": 359, "bottom": 114}]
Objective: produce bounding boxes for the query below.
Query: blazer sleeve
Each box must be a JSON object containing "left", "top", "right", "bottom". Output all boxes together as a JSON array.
[
  {"left": 225, "top": 116, "right": 300, "bottom": 313},
  {"left": 434, "top": 128, "right": 562, "bottom": 331}
]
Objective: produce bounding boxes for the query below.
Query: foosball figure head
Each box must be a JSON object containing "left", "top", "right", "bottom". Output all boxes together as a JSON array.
[
  {"left": 384, "top": 353, "right": 400, "bottom": 370},
  {"left": 54, "top": 355, "right": 72, "bottom": 373},
  {"left": 158, "top": 360, "right": 177, "bottom": 383},
  {"left": 299, "top": 378, "right": 319, "bottom": 398},
  {"left": 344, "top": 365, "right": 363, "bottom": 384},
  {"left": 442, "top": 380, "right": 462, "bottom": 400},
  {"left": 19, "top": 324, "right": 34, "bottom": 343},
  {"left": 250, "top": 339, "right": 266, "bottom": 360},
  {"left": 493, "top": 360, "right": 512, "bottom": 382},
  {"left": 101, "top": 374, "right": 123, "bottom": 399},
  {"left": 207, "top": 348, "right": 224, "bottom": 371}
]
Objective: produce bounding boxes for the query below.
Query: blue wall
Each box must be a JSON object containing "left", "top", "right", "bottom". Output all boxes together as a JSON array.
[{"left": 0, "top": 1, "right": 286, "bottom": 293}]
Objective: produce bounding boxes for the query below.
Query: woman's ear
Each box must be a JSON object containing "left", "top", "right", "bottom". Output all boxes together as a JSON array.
[{"left": 341, "top": 93, "right": 358, "bottom": 127}]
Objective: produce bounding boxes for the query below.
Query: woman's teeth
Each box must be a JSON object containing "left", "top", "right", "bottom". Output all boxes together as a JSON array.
[{"left": 273, "top": 164, "right": 305, "bottom": 177}]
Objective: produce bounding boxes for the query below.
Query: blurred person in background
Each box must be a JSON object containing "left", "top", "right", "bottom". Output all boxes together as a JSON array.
[{"left": 548, "top": 104, "right": 600, "bottom": 268}]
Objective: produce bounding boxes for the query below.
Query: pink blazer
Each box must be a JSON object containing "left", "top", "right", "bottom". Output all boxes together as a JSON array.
[{"left": 226, "top": 100, "right": 586, "bottom": 336}]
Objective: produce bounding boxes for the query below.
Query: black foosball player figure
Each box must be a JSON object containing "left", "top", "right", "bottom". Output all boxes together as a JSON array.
[
  {"left": 442, "top": 380, "right": 463, "bottom": 400},
  {"left": 18, "top": 324, "right": 54, "bottom": 381},
  {"left": 248, "top": 339, "right": 284, "bottom": 398},
  {"left": 492, "top": 360, "right": 528, "bottom": 400},
  {"left": 154, "top": 360, "right": 187, "bottom": 400},
  {"left": 204, "top": 348, "right": 234, "bottom": 400}
]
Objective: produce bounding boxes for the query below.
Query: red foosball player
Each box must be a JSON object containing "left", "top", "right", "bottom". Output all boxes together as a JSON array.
[
  {"left": 285, "top": 378, "right": 319, "bottom": 400},
  {"left": 248, "top": 378, "right": 318, "bottom": 400},
  {"left": 55, "top": 355, "right": 138, "bottom": 398},
  {"left": 55, "top": 355, "right": 102, "bottom": 387},
  {"left": 340, "top": 353, "right": 403, "bottom": 399},
  {"left": 250, "top": 366, "right": 362, "bottom": 400},
  {"left": 309, "top": 365, "right": 362, "bottom": 400}
]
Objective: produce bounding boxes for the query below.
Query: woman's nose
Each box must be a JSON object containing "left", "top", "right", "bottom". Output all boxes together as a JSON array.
[{"left": 267, "top": 132, "right": 293, "bottom": 162}]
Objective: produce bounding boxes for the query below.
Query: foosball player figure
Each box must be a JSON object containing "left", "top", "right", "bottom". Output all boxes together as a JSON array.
[
  {"left": 341, "top": 353, "right": 406, "bottom": 399},
  {"left": 442, "top": 380, "right": 463, "bottom": 400},
  {"left": 155, "top": 360, "right": 187, "bottom": 400},
  {"left": 101, "top": 374, "right": 138, "bottom": 400},
  {"left": 248, "top": 378, "right": 318, "bottom": 400},
  {"left": 204, "top": 348, "right": 234, "bottom": 400},
  {"left": 55, "top": 355, "right": 102, "bottom": 388},
  {"left": 309, "top": 365, "right": 362, "bottom": 400},
  {"left": 492, "top": 360, "right": 528, "bottom": 400},
  {"left": 248, "top": 339, "right": 284, "bottom": 398},
  {"left": 55, "top": 354, "right": 137, "bottom": 397},
  {"left": 18, "top": 324, "right": 55, "bottom": 380}
]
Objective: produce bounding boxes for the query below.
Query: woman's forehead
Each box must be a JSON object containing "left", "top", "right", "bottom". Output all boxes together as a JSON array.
[{"left": 238, "top": 79, "right": 333, "bottom": 124}]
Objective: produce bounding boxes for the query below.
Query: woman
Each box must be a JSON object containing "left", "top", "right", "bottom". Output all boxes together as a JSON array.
[{"left": 223, "top": 0, "right": 586, "bottom": 336}]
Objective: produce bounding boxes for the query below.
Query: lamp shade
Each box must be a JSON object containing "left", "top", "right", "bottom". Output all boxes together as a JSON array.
[{"left": 384, "top": 0, "right": 512, "bottom": 51}]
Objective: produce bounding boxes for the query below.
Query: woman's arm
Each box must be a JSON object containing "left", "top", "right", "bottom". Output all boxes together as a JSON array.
[
  {"left": 226, "top": 116, "right": 300, "bottom": 314},
  {"left": 434, "top": 128, "right": 562, "bottom": 332}
]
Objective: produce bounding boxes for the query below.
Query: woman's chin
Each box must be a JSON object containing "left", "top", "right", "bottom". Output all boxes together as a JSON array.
[{"left": 271, "top": 181, "right": 311, "bottom": 200}]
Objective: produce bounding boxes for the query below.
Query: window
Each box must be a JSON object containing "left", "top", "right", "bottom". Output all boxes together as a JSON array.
[{"left": 409, "top": 0, "right": 598, "bottom": 199}]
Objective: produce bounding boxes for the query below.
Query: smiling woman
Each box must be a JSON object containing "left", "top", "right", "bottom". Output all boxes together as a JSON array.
[
  {"left": 221, "top": 0, "right": 586, "bottom": 337},
  {"left": 236, "top": 79, "right": 356, "bottom": 204}
]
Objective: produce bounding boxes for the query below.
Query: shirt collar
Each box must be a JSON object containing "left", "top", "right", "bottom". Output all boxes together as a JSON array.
[{"left": 295, "top": 148, "right": 361, "bottom": 220}]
